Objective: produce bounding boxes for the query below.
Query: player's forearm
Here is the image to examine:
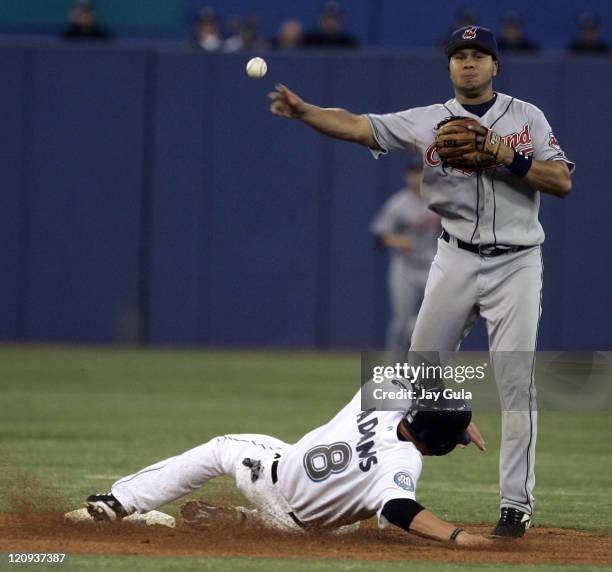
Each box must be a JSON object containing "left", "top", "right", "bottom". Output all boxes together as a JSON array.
[
  {"left": 381, "top": 234, "right": 412, "bottom": 251},
  {"left": 408, "top": 509, "right": 459, "bottom": 541},
  {"left": 523, "top": 160, "right": 572, "bottom": 197},
  {"left": 383, "top": 500, "right": 488, "bottom": 547},
  {"left": 299, "top": 104, "right": 378, "bottom": 148},
  {"left": 497, "top": 146, "right": 572, "bottom": 198}
]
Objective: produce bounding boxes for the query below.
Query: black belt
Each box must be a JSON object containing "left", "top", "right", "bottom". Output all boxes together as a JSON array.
[
  {"left": 441, "top": 229, "right": 532, "bottom": 257},
  {"left": 270, "top": 455, "right": 310, "bottom": 530},
  {"left": 271, "top": 457, "right": 279, "bottom": 484}
]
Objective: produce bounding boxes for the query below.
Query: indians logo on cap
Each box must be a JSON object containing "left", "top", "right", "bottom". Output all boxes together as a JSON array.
[{"left": 462, "top": 26, "right": 478, "bottom": 39}]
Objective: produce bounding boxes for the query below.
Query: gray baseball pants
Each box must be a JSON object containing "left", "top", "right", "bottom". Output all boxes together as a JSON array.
[
  {"left": 410, "top": 236, "right": 542, "bottom": 515},
  {"left": 387, "top": 259, "right": 429, "bottom": 365}
]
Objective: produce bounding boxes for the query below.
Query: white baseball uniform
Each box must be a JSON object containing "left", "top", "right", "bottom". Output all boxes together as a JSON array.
[
  {"left": 111, "top": 390, "right": 422, "bottom": 532},
  {"left": 366, "top": 92, "right": 575, "bottom": 515}
]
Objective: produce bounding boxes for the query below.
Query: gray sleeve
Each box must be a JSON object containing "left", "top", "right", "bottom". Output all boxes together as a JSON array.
[
  {"left": 366, "top": 110, "right": 420, "bottom": 159},
  {"left": 370, "top": 195, "right": 401, "bottom": 236},
  {"left": 529, "top": 107, "right": 575, "bottom": 172}
]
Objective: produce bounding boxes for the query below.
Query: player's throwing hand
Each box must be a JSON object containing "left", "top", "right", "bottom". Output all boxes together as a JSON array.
[{"left": 269, "top": 84, "right": 307, "bottom": 119}]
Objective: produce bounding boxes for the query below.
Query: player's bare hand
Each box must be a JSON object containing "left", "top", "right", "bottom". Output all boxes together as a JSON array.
[
  {"left": 462, "top": 422, "right": 486, "bottom": 451},
  {"left": 388, "top": 236, "right": 413, "bottom": 252},
  {"left": 269, "top": 84, "right": 308, "bottom": 119},
  {"left": 455, "top": 531, "right": 493, "bottom": 548},
  {"left": 399, "top": 237, "right": 413, "bottom": 252}
]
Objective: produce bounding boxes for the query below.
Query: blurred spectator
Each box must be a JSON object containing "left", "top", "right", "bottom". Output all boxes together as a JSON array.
[
  {"left": 437, "top": 8, "right": 478, "bottom": 48},
  {"left": 272, "top": 19, "right": 304, "bottom": 50},
  {"left": 61, "top": 0, "right": 110, "bottom": 40},
  {"left": 223, "top": 16, "right": 242, "bottom": 51},
  {"left": 224, "top": 16, "right": 268, "bottom": 52},
  {"left": 193, "top": 7, "right": 222, "bottom": 52},
  {"left": 497, "top": 11, "right": 538, "bottom": 52},
  {"left": 568, "top": 12, "right": 610, "bottom": 54},
  {"left": 303, "top": 2, "right": 357, "bottom": 48}
]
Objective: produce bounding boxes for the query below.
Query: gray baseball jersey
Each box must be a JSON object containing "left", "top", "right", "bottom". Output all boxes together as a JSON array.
[
  {"left": 367, "top": 92, "right": 574, "bottom": 246},
  {"left": 365, "top": 92, "right": 574, "bottom": 516},
  {"left": 371, "top": 190, "right": 440, "bottom": 362},
  {"left": 370, "top": 190, "right": 439, "bottom": 269}
]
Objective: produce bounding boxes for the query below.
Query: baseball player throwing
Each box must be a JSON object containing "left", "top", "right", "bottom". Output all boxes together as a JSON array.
[
  {"left": 269, "top": 26, "right": 574, "bottom": 537},
  {"left": 86, "top": 381, "right": 490, "bottom": 547}
]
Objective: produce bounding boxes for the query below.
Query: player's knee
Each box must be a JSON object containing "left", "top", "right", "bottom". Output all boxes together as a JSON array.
[
  {"left": 498, "top": 380, "right": 535, "bottom": 411},
  {"left": 198, "top": 436, "right": 226, "bottom": 465},
  {"left": 502, "top": 411, "right": 534, "bottom": 440}
]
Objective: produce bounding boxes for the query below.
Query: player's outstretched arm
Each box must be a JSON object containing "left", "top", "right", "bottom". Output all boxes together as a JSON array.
[
  {"left": 382, "top": 499, "right": 491, "bottom": 547},
  {"left": 269, "top": 84, "right": 378, "bottom": 149}
]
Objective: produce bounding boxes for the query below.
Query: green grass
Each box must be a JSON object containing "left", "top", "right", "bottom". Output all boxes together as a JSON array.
[{"left": 0, "top": 346, "right": 611, "bottom": 571}]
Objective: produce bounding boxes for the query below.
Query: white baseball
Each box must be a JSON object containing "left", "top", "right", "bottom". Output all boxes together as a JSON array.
[{"left": 246, "top": 57, "right": 267, "bottom": 79}]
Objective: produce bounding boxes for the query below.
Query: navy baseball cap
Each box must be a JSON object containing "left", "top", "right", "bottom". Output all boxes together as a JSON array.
[{"left": 446, "top": 26, "right": 499, "bottom": 60}]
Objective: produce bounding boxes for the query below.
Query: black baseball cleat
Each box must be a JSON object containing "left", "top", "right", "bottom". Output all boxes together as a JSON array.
[
  {"left": 85, "top": 493, "right": 128, "bottom": 522},
  {"left": 490, "top": 507, "right": 531, "bottom": 538}
]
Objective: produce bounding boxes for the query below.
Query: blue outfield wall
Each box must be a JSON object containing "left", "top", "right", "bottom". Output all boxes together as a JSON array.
[{"left": 0, "top": 43, "right": 610, "bottom": 350}]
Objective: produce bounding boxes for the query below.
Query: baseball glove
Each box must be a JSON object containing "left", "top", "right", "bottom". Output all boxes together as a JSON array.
[{"left": 435, "top": 116, "right": 502, "bottom": 169}]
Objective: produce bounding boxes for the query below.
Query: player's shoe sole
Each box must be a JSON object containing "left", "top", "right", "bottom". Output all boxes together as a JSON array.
[
  {"left": 85, "top": 493, "right": 127, "bottom": 522},
  {"left": 490, "top": 507, "right": 531, "bottom": 538}
]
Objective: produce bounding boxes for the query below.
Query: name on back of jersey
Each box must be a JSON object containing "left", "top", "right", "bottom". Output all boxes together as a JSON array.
[{"left": 356, "top": 408, "right": 378, "bottom": 472}]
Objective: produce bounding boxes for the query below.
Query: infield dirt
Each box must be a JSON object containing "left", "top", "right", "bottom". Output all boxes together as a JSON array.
[{"left": 1, "top": 513, "right": 611, "bottom": 567}]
